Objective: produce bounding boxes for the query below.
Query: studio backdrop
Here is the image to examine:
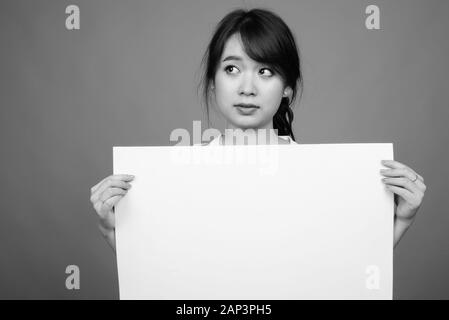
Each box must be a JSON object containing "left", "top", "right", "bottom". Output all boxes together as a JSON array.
[{"left": 0, "top": 0, "right": 448, "bottom": 299}]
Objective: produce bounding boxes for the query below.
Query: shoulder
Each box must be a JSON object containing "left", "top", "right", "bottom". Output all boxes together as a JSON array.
[{"left": 279, "top": 135, "right": 299, "bottom": 145}]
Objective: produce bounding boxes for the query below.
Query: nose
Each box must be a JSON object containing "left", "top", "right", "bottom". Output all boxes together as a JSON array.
[{"left": 238, "top": 73, "right": 257, "bottom": 97}]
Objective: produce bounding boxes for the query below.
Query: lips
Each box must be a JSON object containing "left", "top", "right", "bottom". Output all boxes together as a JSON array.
[{"left": 234, "top": 103, "right": 260, "bottom": 109}]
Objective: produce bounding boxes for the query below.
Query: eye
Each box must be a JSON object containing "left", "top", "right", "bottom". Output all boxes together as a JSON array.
[
  {"left": 259, "top": 68, "right": 274, "bottom": 77},
  {"left": 224, "top": 65, "right": 239, "bottom": 74}
]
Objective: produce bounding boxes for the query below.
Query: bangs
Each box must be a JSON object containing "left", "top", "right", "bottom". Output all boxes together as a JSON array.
[{"left": 237, "top": 21, "right": 287, "bottom": 79}]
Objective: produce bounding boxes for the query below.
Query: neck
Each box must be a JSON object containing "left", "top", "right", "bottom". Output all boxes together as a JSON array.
[{"left": 221, "top": 122, "right": 284, "bottom": 145}]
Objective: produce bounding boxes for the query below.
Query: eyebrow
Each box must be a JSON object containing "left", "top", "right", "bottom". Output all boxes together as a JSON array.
[{"left": 222, "top": 55, "right": 243, "bottom": 62}]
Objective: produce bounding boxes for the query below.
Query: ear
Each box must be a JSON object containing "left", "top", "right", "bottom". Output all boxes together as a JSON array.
[{"left": 282, "top": 86, "right": 293, "bottom": 100}]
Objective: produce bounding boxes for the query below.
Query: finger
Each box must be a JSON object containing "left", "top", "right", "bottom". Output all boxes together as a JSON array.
[
  {"left": 381, "top": 160, "right": 425, "bottom": 184},
  {"left": 91, "top": 176, "right": 109, "bottom": 194},
  {"left": 99, "top": 195, "right": 124, "bottom": 228},
  {"left": 380, "top": 168, "right": 425, "bottom": 189},
  {"left": 91, "top": 174, "right": 134, "bottom": 195},
  {"left": 91, "top": 174, "right": 134, "bottom": 194},
  {"left": 381, "top": 160, "right": 423, "bottom": 180},
  {"left": 383, "top": 178, "right": 424, "bottom": 207},
  {"left": 90, "top": 178, "right": 133, "bottom": 203},
  {"left": 102, "top": 195, "right": 124, "bottom": 224},
  {"left": 412, "top": 177, "right": 425, "bottom": 192},
  {"left": 99, "top": 187, "right": 128, "bottom": 203},
  {"left": 381, "top": 160, "right": 415, "bottom": 173},
  {"left": 382, "top": 177, "right": 422, "bottom": 195},
  {"left": 385, "top": 185, "right": 415, "bottom": 204},
  {"left": 93, "top": 188, "right": 128, "bottom": 219},
  {"left": 94, "top": 200, "right": 110, "bottom": 222},
  {"left": 103, "top": 194, "right": 124, "bottom": 213},
  {"left": 380, "top": 168, "right": 419, "bottom": 180}
]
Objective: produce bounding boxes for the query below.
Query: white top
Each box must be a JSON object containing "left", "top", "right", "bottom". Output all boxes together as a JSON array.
[{"left": 196, "top": 134, "right": 298, "bottom": 146}]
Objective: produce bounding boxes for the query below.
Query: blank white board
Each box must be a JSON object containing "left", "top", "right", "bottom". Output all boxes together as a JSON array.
[{"left": 113, "top": 143, "right": 394, "bottom": 299}]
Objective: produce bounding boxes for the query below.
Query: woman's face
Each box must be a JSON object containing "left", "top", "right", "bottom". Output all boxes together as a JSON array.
[{"left": 213, "top": 33, "right": 291, "bottom": 130}]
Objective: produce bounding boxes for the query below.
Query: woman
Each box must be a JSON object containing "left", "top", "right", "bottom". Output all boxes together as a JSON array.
[{"left": 89, "top": 8, "right": 426, "bottom": 251}]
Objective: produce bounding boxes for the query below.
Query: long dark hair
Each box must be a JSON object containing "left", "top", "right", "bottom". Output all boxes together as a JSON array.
[{"left": 198, "top": 8, "right": 303, "bottom": 141}]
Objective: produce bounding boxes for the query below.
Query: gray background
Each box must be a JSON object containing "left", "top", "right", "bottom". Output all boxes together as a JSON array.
[{"left": 0, "top": 0, "right": 448, "bottom": 299}]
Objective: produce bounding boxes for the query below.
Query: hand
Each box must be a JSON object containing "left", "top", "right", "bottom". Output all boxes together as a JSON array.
[
  {"left": 90, "top": 174, "right": 135, "bottom": 251},
  {"left": 380, "top": 160, "right": 426, "bottom": 224}
]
